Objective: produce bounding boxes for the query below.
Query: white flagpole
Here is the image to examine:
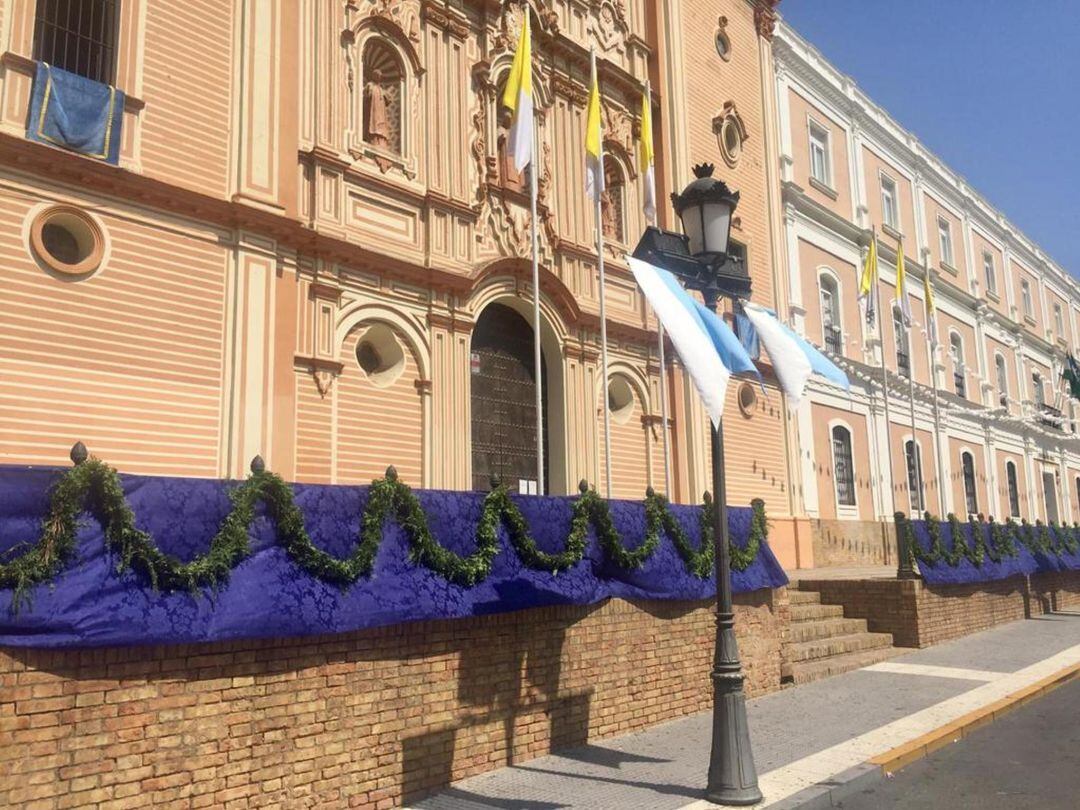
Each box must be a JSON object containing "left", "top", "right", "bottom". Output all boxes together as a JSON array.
[
  {"left": 926, "top": 274, "right": 947, "bottom": 516},
  {"left": 530, "top": 80, "right": 544, "bottom": 496},
  {"left": 645, "top": 79, "right": 672, "bottom": 499},
  {"left": 872, "top": 232, "right": 898, "bottom": 518},
  {"left": 592, "top": 49, "right": 613, "bottom": 499}
]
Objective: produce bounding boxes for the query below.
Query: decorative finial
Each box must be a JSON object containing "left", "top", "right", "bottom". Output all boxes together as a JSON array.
[
  {"left": 578, "top": 479, "right": 589, "bottom": 494},
  {"left": 250, "top": 455, "right": 265, "bottom": 474},
  {"left": 386, "top": 465, "right": 398, "bottom": 481},
  {"left": 70, "top": 441, "right": 88, "bottom": 466},
  {"left": 489, "top": 473, "right": 502, "bottom": 489},
  {"left": 692, "top": 163, "right": 715, "bottom": 179}
]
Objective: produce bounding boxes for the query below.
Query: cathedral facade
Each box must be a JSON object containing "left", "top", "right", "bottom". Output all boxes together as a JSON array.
[{"left": 0, "top": 0, "right": 803, "bottom": 559}]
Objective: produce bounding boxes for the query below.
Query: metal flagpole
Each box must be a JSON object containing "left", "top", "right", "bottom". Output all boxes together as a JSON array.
[
  {"left": 646, "top": 78, "right": 672, "bottom": 498},
  {"left": 593, "top": 50, "right": 613, "bottom": 499},
  {"left": 530, "top": 95, "right": 544, "bottom": 496},
  {"left": 927, "top": 275, "right": 947, "bottom": 516},
  {"left": 906, "top": 358, "right": 925, "bottom": 514},
  {"left": 873, "top": 232, "right": 898, "bottom": 518}
]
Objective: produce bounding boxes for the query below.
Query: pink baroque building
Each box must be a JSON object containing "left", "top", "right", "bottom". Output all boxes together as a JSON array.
[
  {"left": 0, "top": 0, "right": 796, "bottom": 540},
  {"left": 774, "top": 20, "right": 1080, "bottom": 566}
]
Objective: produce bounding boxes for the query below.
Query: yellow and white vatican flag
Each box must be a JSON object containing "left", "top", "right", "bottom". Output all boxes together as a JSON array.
[
  {"left": 585, "top": 50, "right": 604, "bottom": 200},
  {"left": 585, "top": 48, "right": 614, "bottom": 496},
  {"left": 502, "top": 10, "right": 533, "bottom": 172},
  {"left": 895, "top": 236, "right": 912, "bottom": 327},
  {"left": 858, "top": 232, "right": 878, "bottom": 328},
  {"left": 639, "top": 83, "right": 656, "bottom": 224}
]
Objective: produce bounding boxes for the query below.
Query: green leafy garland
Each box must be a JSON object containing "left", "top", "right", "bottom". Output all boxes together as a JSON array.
[
  {"left": 0, "top": 457, "right": 771, "bottom": 610},
  {"left": 895, "top": 509, "right": 1080, "bottom": 570}
]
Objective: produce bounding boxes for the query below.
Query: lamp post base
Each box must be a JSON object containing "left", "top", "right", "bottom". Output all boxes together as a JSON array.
[{"left": 705, "top": 618, "right": 762, "bottom": 806}]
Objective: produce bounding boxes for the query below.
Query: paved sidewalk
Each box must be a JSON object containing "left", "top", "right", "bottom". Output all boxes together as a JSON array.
[{"left": 409, "top": 612, "right": 1080, "bottom": 810}]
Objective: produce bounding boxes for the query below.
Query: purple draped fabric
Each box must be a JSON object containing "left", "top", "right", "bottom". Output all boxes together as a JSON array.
[
  {"left": 0, "top": 467, "right": 788, "bottom": 648},
  {"left": 909, "top": 518, "right": 1080, "bottom": 585}
]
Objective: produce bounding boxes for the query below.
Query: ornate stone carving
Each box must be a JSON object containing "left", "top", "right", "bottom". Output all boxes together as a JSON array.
[
  {"left": 754, "top": 0, "right": 780, "bottom": 40},
  {"left": 587, "top": 0, "right": 629, "bottom": 53}
]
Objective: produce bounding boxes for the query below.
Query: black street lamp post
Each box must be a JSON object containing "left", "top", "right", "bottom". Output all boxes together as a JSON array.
[{"left": 632, "top": 163, "right": 762, "bottom": 806}]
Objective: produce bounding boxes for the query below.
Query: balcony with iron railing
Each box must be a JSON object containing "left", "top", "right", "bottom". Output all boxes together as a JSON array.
[
  {"left": 953, "top": 369, "right": 966, "bottom": 399},
  {"left": 824, "top": 325, "right": 842, "bottom": 355},
  {"left": 1036, "top": 403, "right": 1064, "bottom": 430},
  {"left": 896, "top": 349, "right": 910, "bottom": 378}
]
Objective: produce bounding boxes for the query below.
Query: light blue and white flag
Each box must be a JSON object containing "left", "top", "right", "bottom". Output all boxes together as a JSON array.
[
  {"left": 628, "top": 257, "right": 734, "bottom": 427},
  {"left": 740, "top": 301, "right": 849, "bottom": 407},
  {"left": 653, "top": 271, "right": 760, "bottom": 381}
]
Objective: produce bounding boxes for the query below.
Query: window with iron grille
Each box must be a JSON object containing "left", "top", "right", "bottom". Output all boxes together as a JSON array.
[
  {"left": 33, "top": 0, "right": 120, "bottom": 86},
  {"left": 905, "top": 440, "right": 924, "bottom": 513},
  {"left": 1006, "top": 462, "right": 1020, "bottom": 518},
  {"left": 894, "top": 305, "right": 910, "bottom": 377},
  {"left": 961, "top": 452, "right": 978, "bottom": 515},
  {"left": 831, "top": 425, "right": 856, "bottom": 507}
]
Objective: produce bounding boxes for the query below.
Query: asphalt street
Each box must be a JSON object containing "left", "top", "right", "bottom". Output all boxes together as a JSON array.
[{"left": 837, "top": 677, "right": 1080, "bottom": 809}]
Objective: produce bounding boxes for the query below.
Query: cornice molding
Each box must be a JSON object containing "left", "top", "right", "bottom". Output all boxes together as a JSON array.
[{"left": 774, "top": 21, "right": 1080, "bottom": 304}]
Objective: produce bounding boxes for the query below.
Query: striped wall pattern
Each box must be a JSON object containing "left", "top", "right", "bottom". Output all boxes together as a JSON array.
[
  {"left": 0, "top": 185, "right": 228, "bottom": 475},
  {"left": 140, "top": 0, "right": 234, "bottom": 198}
]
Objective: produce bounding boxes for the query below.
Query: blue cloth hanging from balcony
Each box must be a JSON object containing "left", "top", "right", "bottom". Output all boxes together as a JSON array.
[{"left": 27, "top": 62, "right": 124, "bottom": 165}]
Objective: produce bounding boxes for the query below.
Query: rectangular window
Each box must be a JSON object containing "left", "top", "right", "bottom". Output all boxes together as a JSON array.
[
  {"left": 1054, "top": 303, "right": 1064, "bottom": 337},
  {"left": 983, "top": 252, "right": 997, "bottom": 295},
  {"left": 1021, "top": 279, "right": 1033, "bottom": 318},
  {"left": 880, "top": 174, "right": 899, "bottom": 230},
  {"left": 938, "top": 219, "right": 954, "bottom": 267},
  {"left": 32, "top": 0, "right": 121, "bottom": 86},
  {"left": 809, "top": 121, "right": 831, "bottom": 187}
]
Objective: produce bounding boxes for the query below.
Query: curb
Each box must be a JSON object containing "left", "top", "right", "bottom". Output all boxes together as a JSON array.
[{"left": 770, "top": 660, "right": 1080, "bottom": 809}]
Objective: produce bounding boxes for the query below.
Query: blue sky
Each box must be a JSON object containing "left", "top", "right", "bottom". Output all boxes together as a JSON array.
[{"left": 780, "top": 1, "right": 1080, "bottom": 276}]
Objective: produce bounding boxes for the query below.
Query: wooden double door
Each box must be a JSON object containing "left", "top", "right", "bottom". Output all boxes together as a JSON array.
[{"left": 470, "top": 304, "right": 549, "bottom": 493}]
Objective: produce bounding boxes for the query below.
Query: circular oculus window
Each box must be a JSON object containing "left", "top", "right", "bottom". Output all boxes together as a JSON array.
[
  {"left": 737, "top": 382, "right": 758, "bottom": 418},
  {"left": 719, "top": 117, "right": 743, "bottom": 168},
  {"left": 355, "top": 322, "right": 406, "bottom": 387},
  {"left": 715, "top": 31, "right": 731, "bottom": 61},
  {"left": 607, "top": 375, "right": 635, "bottom": 425},
  {"left": 30, "top": 205, "right": 104, "bottom": 277}
]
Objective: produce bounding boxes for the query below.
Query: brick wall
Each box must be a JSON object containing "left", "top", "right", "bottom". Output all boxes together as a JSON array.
[
  {"left": 0, "top": 590, "right": 788, "bottom": 809},
  {"left": 809, "top": 519, "right": 896, "bottom": 567},
  {"left": 799, "top": 571, "right": 1080, "bottom": 649}
]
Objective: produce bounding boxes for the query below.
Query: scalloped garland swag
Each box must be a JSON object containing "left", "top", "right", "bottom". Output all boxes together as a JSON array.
[
  {"left": 0, "top": 456, "right": 771, "bottom": 610},
  {"left": 894, "top": 511, "right": 1080, "bottom": 569}
]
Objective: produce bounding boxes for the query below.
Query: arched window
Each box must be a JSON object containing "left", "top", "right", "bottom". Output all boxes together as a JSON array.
[
  {"left": 601, "top": 155, "right": 625, "bottom": 243},
  {"left": 831, "top": 425, "right": 856, "bottom": 506},
  {"left": 894, "top": 305, "right": 910, "bottom": 377},
  {"left": 904, "top": 439, "right": 924, "bottom": 512},
  {"left": 950, "top": 333, "right": 966, "bottom": 398},
  {"left": 363, "top": 40, "right": 403, "bottom": 154},
  {"left": 1006, "top": 461, "right": 1021, "bottom": 518},
  {"left": 995, "top": 354, "right": 1009, "bottom": 407},
  {"left": 819, "top": 274, "right": 842, "bottom": 354},
  {"left": 961, "top": 451, "right": 978, "bottom": 515}
]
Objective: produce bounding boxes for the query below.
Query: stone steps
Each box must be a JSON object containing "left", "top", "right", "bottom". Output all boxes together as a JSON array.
[
  {"left": 782, "top": 645, "right": 900, "bottom": 685},
  {"left": 789, "top": 617, "right": 872, "bottom": 644},
  {"left": 788, "top": 602, "right": 845, "bottom": 622},
  {"left": 787, "top": 631, "right": 895, "bottom": 664},
  {"left": 782, "top": 584, "right": 900, "bottom": 686}
]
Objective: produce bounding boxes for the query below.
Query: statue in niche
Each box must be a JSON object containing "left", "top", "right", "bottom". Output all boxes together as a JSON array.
[
  {"left": 600, "top": 188, "right": 617, "bottom": 240},
  {"left": 365, "top": 68, "right": 391, "bottom": 148},
  {"left": 497, "top": 106, "right": 525, "bottom": 192}
]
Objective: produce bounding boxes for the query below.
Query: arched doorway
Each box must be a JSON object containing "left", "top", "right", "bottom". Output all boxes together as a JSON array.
[{"left": 470, "top": 303, "right": 549, "bottom": 492}]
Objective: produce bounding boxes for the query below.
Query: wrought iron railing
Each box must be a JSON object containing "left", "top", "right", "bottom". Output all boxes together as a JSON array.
[
  {"left": 896, "top": 350, "right": 910, "bottom": 378},
  {"left": 954, "top": 370, "right": 966, "bottom": 399},
  {"left": 1037, "top": 403, "right": 1064, "bottom": 430},
  {"left": 824, "top": 325, "right": 842, "bottom": 355}
]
